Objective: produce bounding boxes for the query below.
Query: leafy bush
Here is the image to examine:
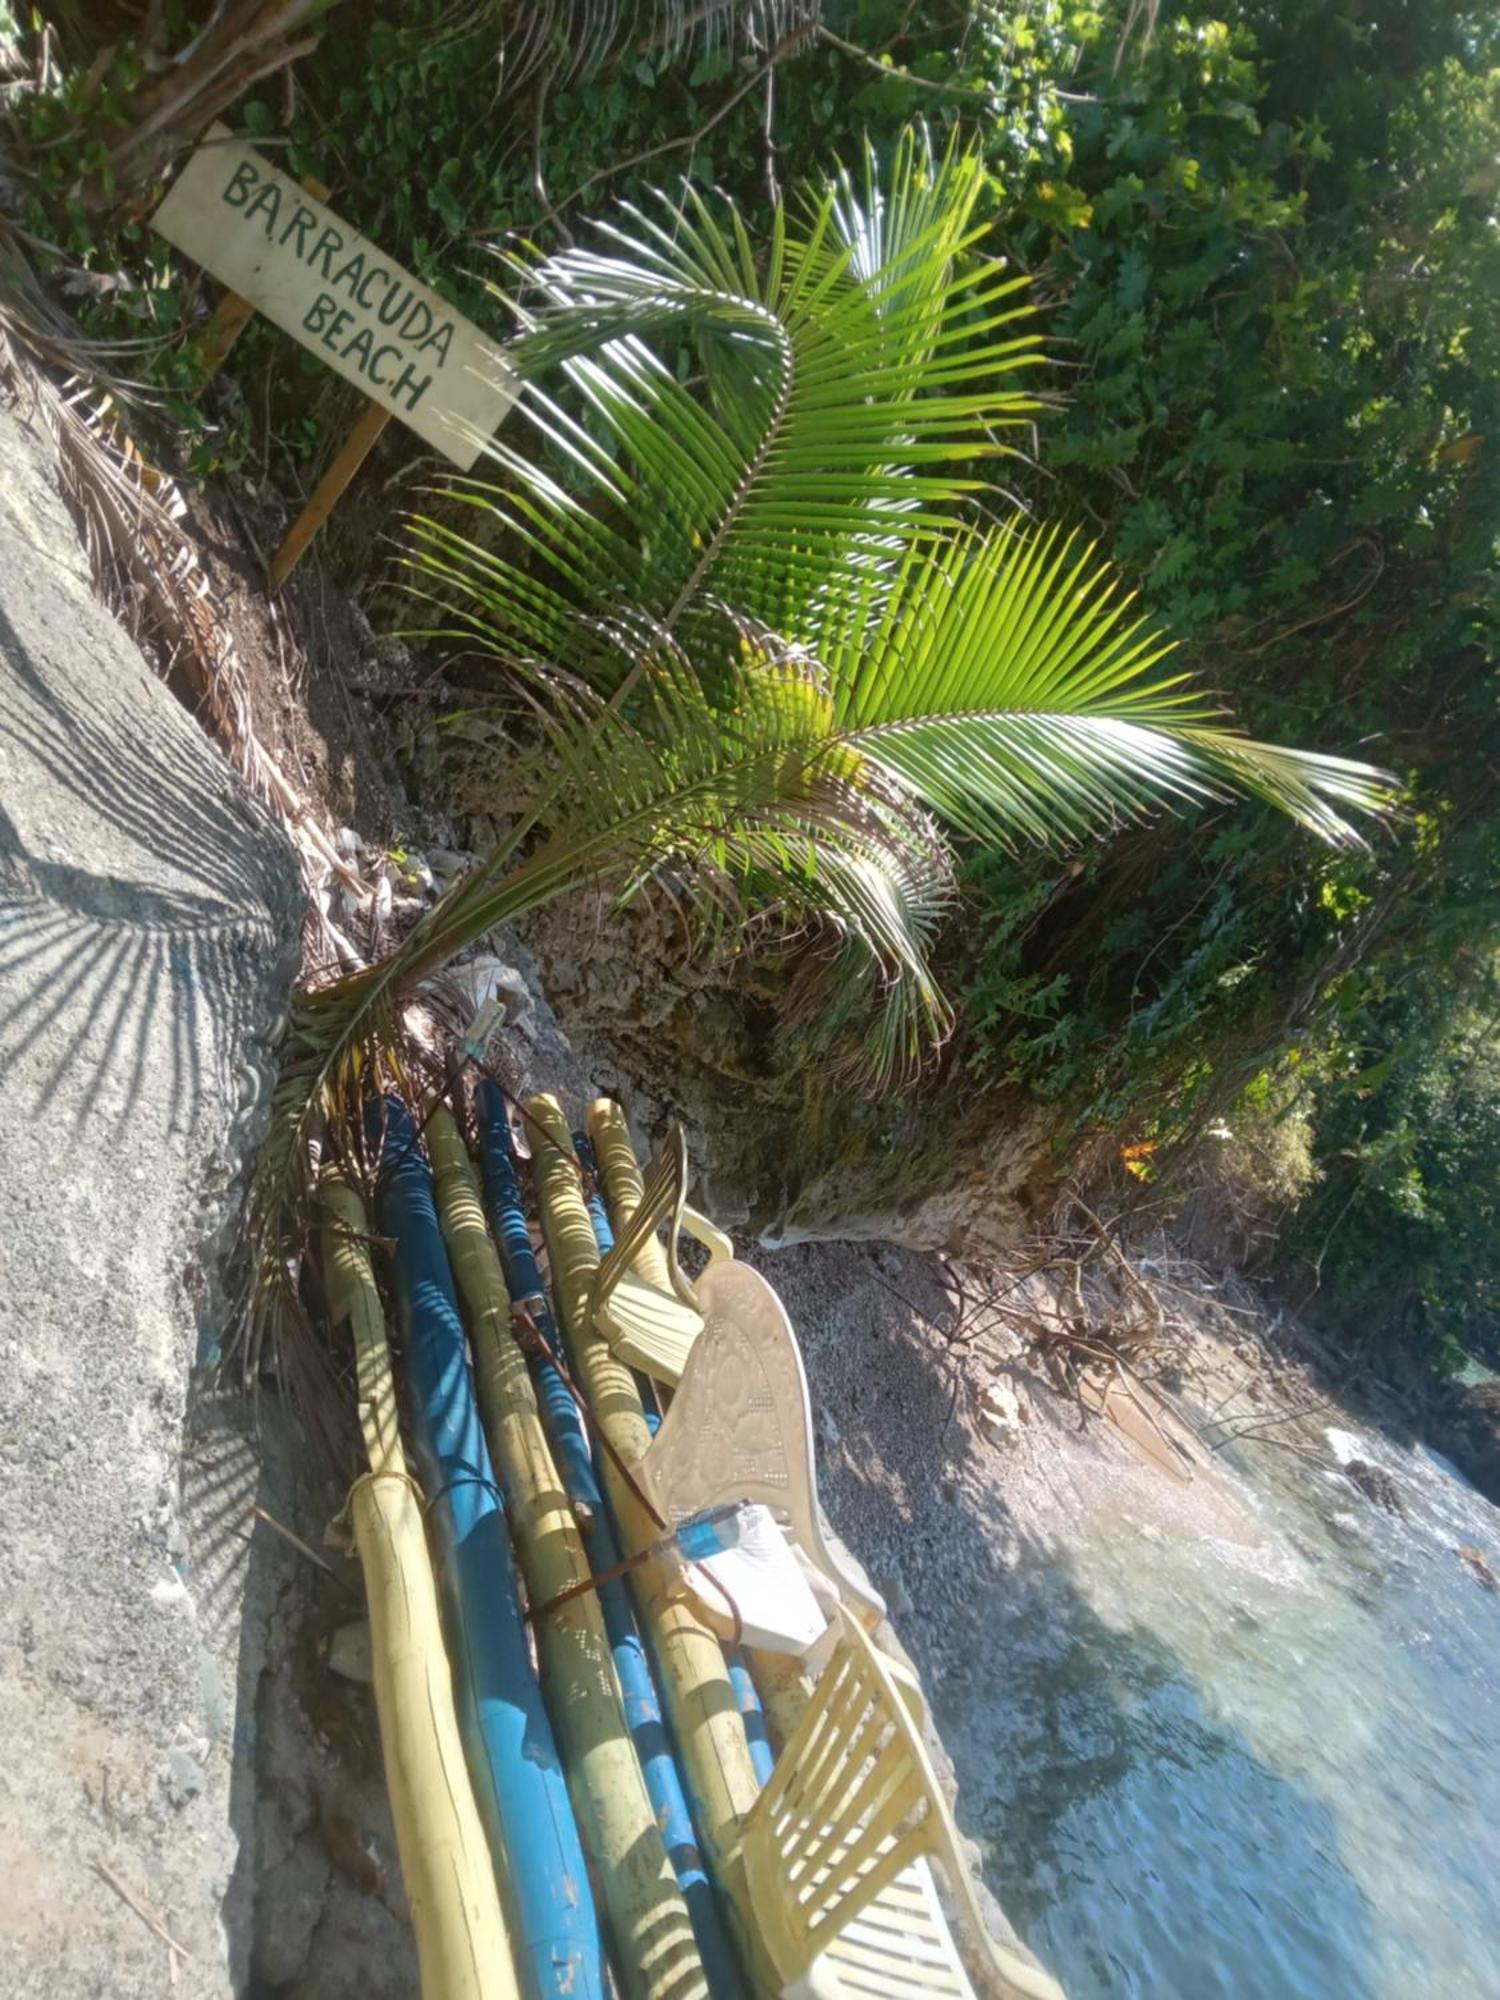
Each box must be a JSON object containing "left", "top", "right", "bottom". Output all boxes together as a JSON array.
[{"left": 952, "top": 0, "right": 1500, "bottom": 1369}]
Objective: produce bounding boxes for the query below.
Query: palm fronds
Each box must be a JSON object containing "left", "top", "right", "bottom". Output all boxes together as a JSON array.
[
  {"left": 489, "top": 0, "right": 821, "bottom": 88},
  {"left": 408, "top": 130, "right": 1041, "bottom": 686},
  {"left": 248, "top": 126, "right": 1395, "bottom": 1382},
  {"left": 0, "top": 329, "right": 364, "bottom": 911},
  {"left": 405, "top": 128, "right": 1391, "bottom": 859},
  {"left": 106, "top": 2, "right": 330, "bottom": 197},
  {"left": 248, "top": 636, "right": 950, "bottom": 1365},
  {"left": 821, "top": 522, "right": 1392, "bottom": 849}
]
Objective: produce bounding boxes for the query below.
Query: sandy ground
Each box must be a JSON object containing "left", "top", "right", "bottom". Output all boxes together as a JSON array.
[
  {"left": 748, "top": 1237, "right": 1270, "bottom": 1592},
  {"left": 0, "top": 389, "right": 300, "bottom": 1997}
]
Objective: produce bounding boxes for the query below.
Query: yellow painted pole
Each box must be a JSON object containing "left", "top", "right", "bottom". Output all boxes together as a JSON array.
[
  {"left": 426, "top": 1110, "right": 707, "bottom": 2000},
  {"left": 590, "top": 1110, "right": 824, "bottom": 1737},
  {"left": 319, "top": 1170, "right": 518, "bottom": 2000},
  {"left": 586, "top": 1098, "right": 673, "bottom": 1292},
  {"left": 525, "top": 1097, "right": 776, "bottom": 1995},
  {"left": 739, "top": 1649, "right": 812, "bottom": 1751}
]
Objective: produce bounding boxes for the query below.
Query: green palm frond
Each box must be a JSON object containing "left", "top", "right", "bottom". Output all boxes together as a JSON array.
[
  {"left": 247, "top": 637, "right": 953, "bottom": 1366},
  {"left": 249, "top": 126, "right": 1396, "bottom": 1382},
  {"left": 394, "top": 122, "right": 1392, "bottom": 1062},
  {"left": 820, "top": 523, "right": 1392, "bottom": 848},
  {"left": 404, "top": 129, "right": 1043, "bottom": 686}
]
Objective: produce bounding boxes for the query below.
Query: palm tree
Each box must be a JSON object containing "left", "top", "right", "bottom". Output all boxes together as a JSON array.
[{"left": 247, "top": 128, "right": 1389, "bottom": 1373}]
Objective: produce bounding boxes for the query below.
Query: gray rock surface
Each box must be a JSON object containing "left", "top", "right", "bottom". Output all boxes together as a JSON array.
[{"left": 0, "top": 393, "right": 300, "bottom": 1997}]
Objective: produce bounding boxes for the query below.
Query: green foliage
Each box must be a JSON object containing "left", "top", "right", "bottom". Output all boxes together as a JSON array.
[
  {"left": 1287, "top": 980, "right": 1500, "bottom": 1372},
  {"left": 248, "top": 130, "right": 1388, "bottom": 1373},
  {"left": 5, "top": 39, "right": 210, "bottom": 410},
  {"left": 4, "top": 0, "right": 1075, "bottom": 472},
  {"left": 12, "top": 0, "right": 1495, "bottom": 1376},
  {"left": 405, "top": 134, "right": 1382, "bottom": 1072},
  {"left": 944, "top": 0, "right": 1500, "bottom": 1370}
]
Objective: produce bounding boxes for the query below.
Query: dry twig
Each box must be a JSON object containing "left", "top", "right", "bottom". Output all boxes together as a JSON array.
[
  {"left": 93, "top": 1858, "right": 193, "bottom": 1962},
  {"left": 248, "top": 1503, "right": 342, "bottom": 1578}
]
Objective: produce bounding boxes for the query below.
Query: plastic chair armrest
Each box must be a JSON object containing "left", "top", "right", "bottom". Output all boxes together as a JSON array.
[
  {"left": 680, "top": 1204, "right": 733, "bottom": 1264},
  {"left": 592, "top": 1136, "right": 681, "bottom": 1312}
]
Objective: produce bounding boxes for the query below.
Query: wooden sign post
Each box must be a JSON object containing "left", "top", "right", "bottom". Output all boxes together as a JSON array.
[{"left": 151, "top": 125, "right": 517, "bottom": 587}]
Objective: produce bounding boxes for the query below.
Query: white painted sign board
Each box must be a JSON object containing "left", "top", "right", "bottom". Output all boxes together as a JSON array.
[{"left": 152, "top": 126, "right": 515, "bottom": 469}]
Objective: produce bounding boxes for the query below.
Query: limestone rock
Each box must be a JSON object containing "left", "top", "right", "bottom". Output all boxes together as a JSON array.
[{"left": 978, "top": 1376, "right": 1026, "bottom": 1447}]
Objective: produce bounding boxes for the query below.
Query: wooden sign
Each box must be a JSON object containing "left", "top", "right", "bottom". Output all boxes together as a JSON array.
[{"left": 152, "top": 126, "right": 515, "bottom": 470}]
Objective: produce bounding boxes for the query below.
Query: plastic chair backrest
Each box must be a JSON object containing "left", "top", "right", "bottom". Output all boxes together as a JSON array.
[
  {"left": 589, "top": 1126, "right": 732, "bottom": 1383},
  {"left": 820, "top": 1855, "right": 976, "bottom": 1997},
  {"left": 741, "top": 1607, "right": 1067, "bottom": 2000},
  {"left": 638, "top": 1261, "right": 886, "bottom": 1628}
]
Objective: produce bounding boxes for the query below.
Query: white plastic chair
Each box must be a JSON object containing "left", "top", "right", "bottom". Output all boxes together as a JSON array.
[
  {"left": 637, "top": 1259, "right": 887, "bottom": 1630},
  {"left": 742, "top": 1605, "right": 1068, "bottom": 2000},
  {"left": 588, "top": 1125, "right": 733, "bottom": 1384}
]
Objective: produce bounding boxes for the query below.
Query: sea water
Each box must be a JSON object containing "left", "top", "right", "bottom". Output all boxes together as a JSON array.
[{"left": 956, "top": 1416, "right": 1500, "bottom": 1998}]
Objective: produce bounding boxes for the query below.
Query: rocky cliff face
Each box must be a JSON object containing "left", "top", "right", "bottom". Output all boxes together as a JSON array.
[
  {"left": 0, "top": 390, "right": 301, "bottom": 1997},
  {"left": 1434, "top": 1379, "right": 1500, "bottom": 1508},
  {"left": 520, "top": 886, "right": 1059, "bottom": 1255}
]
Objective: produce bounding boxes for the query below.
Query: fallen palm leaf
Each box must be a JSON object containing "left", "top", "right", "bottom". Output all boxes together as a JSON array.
[{"left": 0, "top": 331, "right": 364, "bottom": 908}]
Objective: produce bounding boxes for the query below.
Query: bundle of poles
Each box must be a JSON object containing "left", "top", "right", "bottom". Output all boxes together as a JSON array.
[{"left": 318, "top": 1080, "right": 799, "bottom": 2000}]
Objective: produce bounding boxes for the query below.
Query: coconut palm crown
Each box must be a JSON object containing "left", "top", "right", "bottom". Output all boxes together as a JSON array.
[{"left": 247, "top": 128, "right": 1391, "bottom": 1377}]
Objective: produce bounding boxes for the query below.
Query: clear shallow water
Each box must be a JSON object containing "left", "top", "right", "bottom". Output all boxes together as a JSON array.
[{"left": 954, "top": 1417, "right": 1500, "bottom": 1999}]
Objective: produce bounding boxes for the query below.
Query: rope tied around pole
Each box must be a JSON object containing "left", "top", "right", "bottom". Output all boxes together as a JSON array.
[{"left": 511, "top": 1300, "right": 745, "bottom": 1651}]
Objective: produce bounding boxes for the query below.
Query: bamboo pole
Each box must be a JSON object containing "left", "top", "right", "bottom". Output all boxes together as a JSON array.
[
  {"left": 525, "top": 1096, "right": 777, "bottom": 1995},
  {"left": 426, "top": 1109, "right": 707, "bottom": 2000},
  {"left": 586, "top": 1099, "right": 673, "bottom": 1292},
  {"left": 573, "top": 1128, "right": 782, "bottom": 1790},
  {"left": 478, "top": 1090, "right": 741, "bottom": 2000},
  {"left": 587, "top": 1106, "right": 820, "bottom": 1759},
  {"left": 318, "top": 1169, "right": 518, "bottom": 2000},
  {"left": 743, "top": 1649, "right": 811, "bottom": 1731},
  {"left": 370, "top": 1099, "right": 603, "bottom": 2000}
]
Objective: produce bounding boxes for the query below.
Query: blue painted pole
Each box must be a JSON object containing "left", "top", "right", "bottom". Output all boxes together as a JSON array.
[
  {"left": 476, "top": 1085, "right": 740, "bottom": 2000},
  {"left": 574, "top": 1131, "right": 774, "bottom": 1794},
  {"left": 726, "top": 1654, "right": 775, "bottom": 1787},
  {"left": 369, "top": 1097, "right": 603, "bottom": 2000}
]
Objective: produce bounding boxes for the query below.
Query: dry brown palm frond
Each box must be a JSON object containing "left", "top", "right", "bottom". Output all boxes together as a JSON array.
[
  {"left": 0, "top": 313, "right": 370, "bottom": 1204},
  {"left": 0, "top": 220, "right": 158, "bottom": 399},
  {"left": 1113, "top": 0, "right": 1160, "bottom": 71},
  {"left": 104, "top": 0, "right": 330, "bottom": 199},
  {"left": 2, "top": 4, "right": 327, "bottom": 208},
  {"left": 483, "top": 0, "right": 821, "bottom": 88},
  {"left": 0, "top": 331, "right": 364, "bottom": 918}
]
